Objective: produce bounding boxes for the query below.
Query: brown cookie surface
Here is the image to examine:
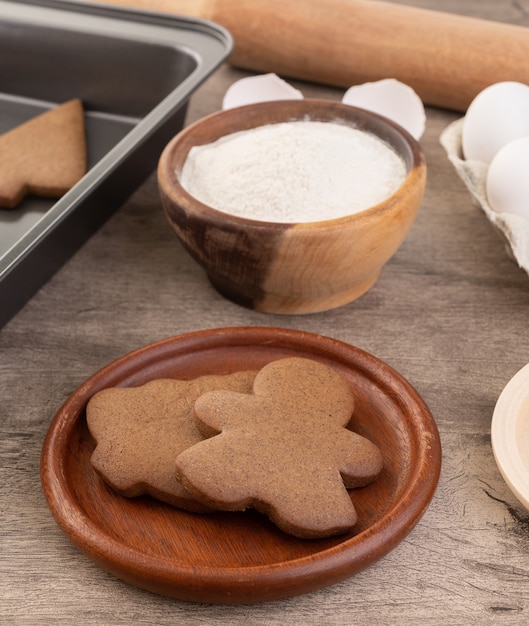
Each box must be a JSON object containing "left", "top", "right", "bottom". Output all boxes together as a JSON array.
[
  {"left": 86, "top": 371, "right": 256, "bottom": 511},
  {"left": 176, "top": 357, "right": 383, "bottom": 538},
  {"left": 0, "top": 99, "right": 87, "bottom": 208}
]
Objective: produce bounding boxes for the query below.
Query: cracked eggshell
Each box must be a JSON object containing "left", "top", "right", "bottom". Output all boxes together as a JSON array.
[
  {"left": 222, "top": 73, "right": 304, "bottom": 110},
  {"left": 342, "top": 78, "right": 426, "bottom": 140}
]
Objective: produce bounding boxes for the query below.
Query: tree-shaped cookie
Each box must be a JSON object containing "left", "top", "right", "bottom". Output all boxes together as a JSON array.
[
  {"left": 176, "top": 357, "right": 383, "bottom": 538},
  {"left": 86, "top": 372, "right": 256, "bottom": 511},
  {"left": 0, "top": 99, "right": 87, "bottom": 208}
]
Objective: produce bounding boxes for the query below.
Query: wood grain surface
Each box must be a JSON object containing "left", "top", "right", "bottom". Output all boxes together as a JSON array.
[{"left": 2, "top": 0, "right": 529, "bottom": 624}]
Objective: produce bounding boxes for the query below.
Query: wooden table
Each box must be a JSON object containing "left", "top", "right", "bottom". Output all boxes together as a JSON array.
[{"left": 2, "top": 1, "right": 529, "bottom": 623}]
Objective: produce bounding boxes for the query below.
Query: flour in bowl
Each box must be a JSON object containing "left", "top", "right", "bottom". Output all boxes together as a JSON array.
[{"left": 180, "top": 121, "right": 407, "bottom": 223}]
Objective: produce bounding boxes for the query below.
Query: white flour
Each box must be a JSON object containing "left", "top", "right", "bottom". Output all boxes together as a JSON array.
[{"left": 180, "top": 121, "right": 407, "bottom": 223}]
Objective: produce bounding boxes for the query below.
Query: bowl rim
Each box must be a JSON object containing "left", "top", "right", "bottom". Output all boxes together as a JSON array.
[{"left": 157, "top": 98, "right": 427, "bottom": 229}]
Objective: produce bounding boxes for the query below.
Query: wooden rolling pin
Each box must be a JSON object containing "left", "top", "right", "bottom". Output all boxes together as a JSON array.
[{"left": 94, "top": 0, "right": 529, "bottom": 111}]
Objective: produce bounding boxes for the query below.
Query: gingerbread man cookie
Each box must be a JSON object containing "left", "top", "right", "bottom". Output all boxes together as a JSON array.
[
  {"left": 86, "top": 372, "right": 256, "bottom": 511},
  {"left": 176, "top": 357, "right": 383, "bottom": 537}
]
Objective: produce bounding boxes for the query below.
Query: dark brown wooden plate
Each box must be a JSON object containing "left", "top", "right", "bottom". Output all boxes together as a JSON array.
[{"left": 41, "top": 326, "right": 441, "bottom": 604}]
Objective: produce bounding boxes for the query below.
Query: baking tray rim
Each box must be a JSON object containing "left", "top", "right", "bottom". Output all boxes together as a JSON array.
[{"left": 0, "top": 0, "right": 233, "bottom": 285}]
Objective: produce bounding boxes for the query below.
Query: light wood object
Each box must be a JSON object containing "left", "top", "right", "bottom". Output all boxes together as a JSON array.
[
  {"left": 94, "top": 0, "right": 529, "bottom": 110},
  {"left": 158, "top": 99, "right": 426, "bottom": 314}
]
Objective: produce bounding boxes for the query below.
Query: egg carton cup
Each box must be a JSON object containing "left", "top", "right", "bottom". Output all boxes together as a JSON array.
[{"left": 440, "top": 118, "right": 529, "bottom": 277}]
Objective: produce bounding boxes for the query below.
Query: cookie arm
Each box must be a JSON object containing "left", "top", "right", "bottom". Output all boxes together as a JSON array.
[{"left": 337, "top": 430, "right": 384, "bottom": 489}]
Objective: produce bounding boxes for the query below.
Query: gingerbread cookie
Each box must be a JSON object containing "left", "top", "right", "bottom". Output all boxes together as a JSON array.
[
  {"left": 0, "top": 99, "right": 87, "bottom": 208},
  {"left": 176, "top": 357, "right": 383, "bottom": 538},
  {"left": 86, "top": 371, "right": 256, "bottom": 511}
]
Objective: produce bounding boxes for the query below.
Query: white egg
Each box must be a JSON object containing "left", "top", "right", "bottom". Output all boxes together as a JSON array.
[
  {"left": 462, "top": 81, "right": 529, "bottom": 164},
  {"left": 342, "top": 78, "right": 426, "bottom": 140},
  {"left": 486, "top": 137, "right": 529, "bottom": 219},
  {"left": 222, "top": 73, "right": 303, "bottom": 110}
]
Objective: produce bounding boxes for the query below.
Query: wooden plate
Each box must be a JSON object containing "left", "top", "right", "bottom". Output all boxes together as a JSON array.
[{"left": 41, "top": 326, "right": 441, "bottom": 604}]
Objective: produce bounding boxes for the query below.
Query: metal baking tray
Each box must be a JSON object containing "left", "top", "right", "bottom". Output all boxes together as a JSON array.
[{"left": 0, "top": 0, "right": 232, "bottom": 328}]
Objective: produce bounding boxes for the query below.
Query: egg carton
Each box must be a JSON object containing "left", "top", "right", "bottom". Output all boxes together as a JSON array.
[{"left": 440, "top": 118, "right": 529, "bottom": 277}]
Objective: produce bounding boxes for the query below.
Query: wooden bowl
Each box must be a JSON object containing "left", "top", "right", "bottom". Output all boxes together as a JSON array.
[
  {"left": 491, "top": 362, "right": 529, "bottom": 511},
  {"left": 158, "top": 100, "right": 427, "bottom": 314},
  {"left": 41, "top": 327, "right": 441, "bottom": 604}
]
